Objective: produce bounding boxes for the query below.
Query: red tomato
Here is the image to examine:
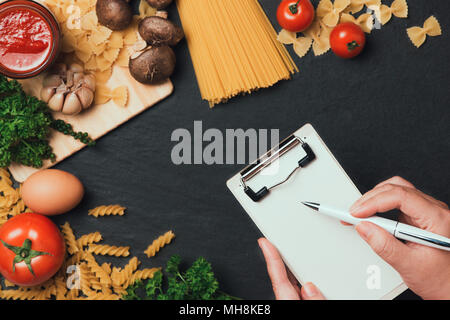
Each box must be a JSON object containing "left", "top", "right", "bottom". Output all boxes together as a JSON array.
[
  {"left": 0, "top": 213, "right": 65, "bottom": 286},
  {"left": 277, "top": 0, "right": 315, "bottom": 33},
  {"left": 330, "top": 22, "right": 366, "bottom": 59}
]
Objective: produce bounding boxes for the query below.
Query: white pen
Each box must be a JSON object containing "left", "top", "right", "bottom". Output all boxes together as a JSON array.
[{"left": 301, "top": 201, "right": 450, "bottom": 252}]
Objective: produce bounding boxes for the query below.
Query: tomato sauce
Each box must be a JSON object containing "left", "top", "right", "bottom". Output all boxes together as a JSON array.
[{"left": 0, "top": 7, "right": 53, "bottom": 74}]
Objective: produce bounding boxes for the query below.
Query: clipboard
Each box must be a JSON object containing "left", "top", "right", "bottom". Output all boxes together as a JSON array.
[{"left": 227, "top": 123, "right": 408, "bottom": 300}]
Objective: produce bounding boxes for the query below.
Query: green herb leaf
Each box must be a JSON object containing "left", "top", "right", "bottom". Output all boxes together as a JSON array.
[
  {"left": 0, "top": 75, "right": 94, "bottom": 168},
  {"left": 145, "top": 270, "right": 163, "bottom": 298},
  {"left": 122, "top": 255, "right": 240, "bottom": 300}
]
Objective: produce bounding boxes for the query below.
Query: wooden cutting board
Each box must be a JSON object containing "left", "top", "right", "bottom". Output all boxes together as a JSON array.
[{"left": 8, "top": 65, "right": 173, "bottom": 182}]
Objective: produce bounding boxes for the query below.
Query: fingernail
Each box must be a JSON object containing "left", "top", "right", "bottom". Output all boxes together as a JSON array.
[
  {"left": 356, "top": 222, "right": 373, "bottom": 241},
  {"left": 303, "top": 282, "right": 318, "bottom": 297}
]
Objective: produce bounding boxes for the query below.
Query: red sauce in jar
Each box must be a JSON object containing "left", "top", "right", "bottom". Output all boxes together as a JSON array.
[
  {"left": 0, "top": 1, "right": 60, "bottom": 78},
  {"left": 0, "top": 7, "right": 52, "bottom": 73}
]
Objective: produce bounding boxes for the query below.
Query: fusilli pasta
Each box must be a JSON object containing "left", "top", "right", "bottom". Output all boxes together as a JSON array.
[
  {"left": 76, "top": 231, "right": 103, "bottom": 248},
  {"left": 144, "top": 230, "right": 175, "bottom": 258},
  {"left": 60, "top": 222, "right": 79, "bottom": 254},
  {"left": 87, "top": 244, "right": 130, "bottom": 257},
  {"left": 88, "top": 205, "right": 126, "bottom": 217}
]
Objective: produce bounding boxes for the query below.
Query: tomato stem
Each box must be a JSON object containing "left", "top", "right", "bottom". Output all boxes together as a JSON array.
[
  {"left": 1, "top": 239, "right": 52, "bottom": 276},
  {"left": 347, "top": 40, "right": 360, "bottom": 51},
  {"left": 289, "top": 0, "right": 301, "bottom": 14}
]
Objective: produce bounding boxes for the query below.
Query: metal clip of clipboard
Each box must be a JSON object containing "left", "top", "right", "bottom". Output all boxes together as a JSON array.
[{"left": 240, "top": 135, "right": 316, "bottom": 202}]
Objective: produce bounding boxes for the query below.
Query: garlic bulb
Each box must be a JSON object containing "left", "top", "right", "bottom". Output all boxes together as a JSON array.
[{"left": 41, "top": 63, "right": 96, "bottom": 115}]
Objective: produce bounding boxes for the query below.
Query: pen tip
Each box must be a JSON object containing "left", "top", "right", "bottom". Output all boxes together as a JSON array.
[{"left": 301, "top": 201, "right": 320, "bottom": 211}]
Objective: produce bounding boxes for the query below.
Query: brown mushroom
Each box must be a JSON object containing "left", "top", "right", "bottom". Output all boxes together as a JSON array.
[
  {"left": 145, "top": 0, "right": 173, "bottom": 10},
  {"left": 129, "top": 46, "right": 176, "bottom": 84},
  {"left": 138, "top": 16, "right": 184, "bottom": 47},
  {"left": 96, "top": 0, "right": 133, "bottom": 31}
]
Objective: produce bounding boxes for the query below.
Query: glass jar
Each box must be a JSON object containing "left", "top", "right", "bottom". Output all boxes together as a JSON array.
[{"left": 0, "top": 0, "right": 61, "bottom": 79}]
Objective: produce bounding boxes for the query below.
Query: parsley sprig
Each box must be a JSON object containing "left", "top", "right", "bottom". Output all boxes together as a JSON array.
[
  {"left": 0, "top": 75, "right": 94, "bottom": 168},
  {"left": 123, "top": 255, "right": 241, "bottom": 300}
]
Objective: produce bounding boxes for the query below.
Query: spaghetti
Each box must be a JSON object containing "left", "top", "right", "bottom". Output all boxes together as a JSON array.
[{"left": 176, "top": 0, "right": 298, "bottom": 107}]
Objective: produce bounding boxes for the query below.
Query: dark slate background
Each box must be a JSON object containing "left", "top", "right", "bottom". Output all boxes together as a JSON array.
[{"left": 46, "top": 0, "right": 449, "bottom": 300}]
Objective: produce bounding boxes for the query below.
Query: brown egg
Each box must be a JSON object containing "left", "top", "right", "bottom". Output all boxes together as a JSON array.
[{"left": 22, "top": 169, "right": 84, "bottom": 216}]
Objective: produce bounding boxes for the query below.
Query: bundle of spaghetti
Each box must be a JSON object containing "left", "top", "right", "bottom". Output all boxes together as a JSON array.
[{"left": 176, "top": 0, "right": 298, "bottom": 107}]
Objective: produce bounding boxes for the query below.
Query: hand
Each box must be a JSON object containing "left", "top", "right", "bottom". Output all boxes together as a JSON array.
[
  {"left": 258, "top": 237, "right": 325, "bottom": 300},
  {"left": 349, "top": 176, "right": 450, "bottom": 300}
]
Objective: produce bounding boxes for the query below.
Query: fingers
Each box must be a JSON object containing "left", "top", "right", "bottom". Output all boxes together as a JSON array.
[
  {"left": 375, "top": 177, "right": 448, "bottom": 209},
  {"left": 356, "top": 222, "right": 412, "bottom": 274},
  {"left": 286, "top": 269, "right": 302, "bottom": 296},
  {"left": 374, "top": 176, "right": 415, "bottom": 189},
  {"left": 300, "top": 282, "right": 326, "bottom": 300},
  {"left": 258, "top": 238, "right": 300, "bottom": 300},
  {"left": 350, "top": 184, "right": 442, "bottom": 222},
  {"left": 352, "top": 177, "right": 448, "bottom": 215}
]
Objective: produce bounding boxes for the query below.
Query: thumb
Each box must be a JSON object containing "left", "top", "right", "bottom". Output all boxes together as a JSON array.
[
  {"left": 300, "top": 282, "right": 326, "bottom": 300},
  {"left": 356, "top": 222, "right": 412, "bottom": 274}
]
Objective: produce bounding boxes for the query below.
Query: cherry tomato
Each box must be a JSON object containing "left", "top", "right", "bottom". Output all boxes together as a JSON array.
[
  {"left": 330, "top": 22, "right": 366, "bottom": 59},
  {"left": 277, "top": 0, "right": 315, "bottom": 33},
  {"left": 0, "top": 213, "right": 65, "bottom": 286}
]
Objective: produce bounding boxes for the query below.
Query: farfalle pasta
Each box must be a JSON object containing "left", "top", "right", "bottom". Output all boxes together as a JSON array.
[
  {"left": 407, "top": 16, "right": 442, "bottom": 48},
  {"left": 277, "top": 30, "right": 313, "bottom": 58},
  {"left": 304, "top": 20, "right": 332, "bottom": 56},
  {"left": 345, "top": 0, "right": 380, "bottom": 14},
  {"left": 317, "top": 0, "right": 351, "bottom": 27},
  {"left": 378, "top": 0, "right": 408, "bottom": 25},
  {"left": 340, "top": 13, "right": 374, "bottom": 34}
]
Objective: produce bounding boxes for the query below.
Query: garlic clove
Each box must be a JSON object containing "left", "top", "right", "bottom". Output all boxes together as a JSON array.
[
  {"left": 73, "top": 72, "right": 84, "bottom": 85},
  {"left": 82, "top": 74, "right": 96, "bottom": 91},
  {"left": 48, "top": 92, "right": 65, "bottom": 112},
  {"left": 41, "top": 87, "right": 56, "bottom": 103},
  {"left": 76, "top": 87, "right": 94, "bottom": 109},
  {"left": 62, "top": 92, "right": 83, "bottom": 115},
  {"left": 56, "top": 83, "right": 68, "bottom": 94},
  {"left": 43, "top": 74, "right": 63, "bottom": 88},
  {"left": 69, "top": 63, "right": 84, "bottom": 73},
  {"left": 66, "top": 70, "right": 74, "bottom": 88}
]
